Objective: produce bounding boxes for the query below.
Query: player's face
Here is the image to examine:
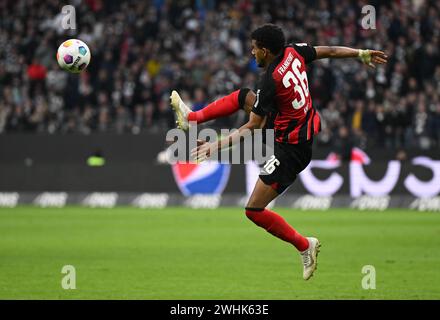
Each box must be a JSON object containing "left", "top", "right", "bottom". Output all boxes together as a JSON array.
[{"left": 251, "top": 40, "right": 267, "bottom": 68}]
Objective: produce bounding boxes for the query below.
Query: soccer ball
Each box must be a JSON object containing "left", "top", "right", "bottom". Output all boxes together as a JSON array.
[{"left": 56, "top": 39, "right": 91, "bottom": 73}]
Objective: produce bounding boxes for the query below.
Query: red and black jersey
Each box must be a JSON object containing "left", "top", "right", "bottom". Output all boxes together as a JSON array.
[{"left": 252, "top": 43, "right": 321, "bottom": 144}]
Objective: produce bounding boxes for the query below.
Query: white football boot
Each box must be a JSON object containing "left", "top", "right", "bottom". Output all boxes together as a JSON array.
[
  {"left": 170, "top": 90, "right": 191, "bottom": 130},
  {"left": 300, "top": 237, "right": 321, "bottom": 280}
]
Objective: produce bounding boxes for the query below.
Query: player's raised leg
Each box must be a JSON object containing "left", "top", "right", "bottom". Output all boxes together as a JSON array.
[
  {"left": 170, "top": 90, "right": 192, "bottom": 130},
  {"left": 245, "top": 178, "right": 320, "bottom": 280},
  {"left": 170, "top": 88, "right": 255, "bottom": 130}
]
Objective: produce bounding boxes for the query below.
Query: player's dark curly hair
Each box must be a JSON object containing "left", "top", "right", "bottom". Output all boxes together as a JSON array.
[{"left": 251, "top": 24, "right": 286, "bottom": 55}]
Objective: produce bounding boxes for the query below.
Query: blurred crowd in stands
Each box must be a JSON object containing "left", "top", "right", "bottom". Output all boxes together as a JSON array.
[{"left": 0, "top": 0, "right": 439, "bottom": 151}]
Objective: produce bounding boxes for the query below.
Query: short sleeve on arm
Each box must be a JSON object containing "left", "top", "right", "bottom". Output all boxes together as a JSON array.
[{"left": 292, "top": 43, "right": 317, "bottom": 64}]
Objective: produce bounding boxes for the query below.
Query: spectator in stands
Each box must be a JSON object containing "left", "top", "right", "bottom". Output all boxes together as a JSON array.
[{"left": 0, "top": 0, "right": 438, "bottom": 152}]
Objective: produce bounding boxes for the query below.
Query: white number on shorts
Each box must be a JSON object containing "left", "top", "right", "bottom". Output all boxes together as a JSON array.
[{"left": 263, "top": 155, "right": 280, "bottom": 174}]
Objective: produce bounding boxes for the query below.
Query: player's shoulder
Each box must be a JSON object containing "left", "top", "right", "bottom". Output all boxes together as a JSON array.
[
  {"left": 273, "top": 44, "right": 310, "bottom": 66},
  {"left": 289, "top": 42, "right": 311, "bottom": 50},
  {"left": 288, "top": 42, "right": 317, "bottom": 64},
  {"left": 286, "top": 43, "right": 309, "bottom": 58}
]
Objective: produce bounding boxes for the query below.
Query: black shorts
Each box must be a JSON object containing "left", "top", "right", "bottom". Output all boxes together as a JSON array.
[{"left": 259, "top": 140, "right": 313, "bottom": 194}]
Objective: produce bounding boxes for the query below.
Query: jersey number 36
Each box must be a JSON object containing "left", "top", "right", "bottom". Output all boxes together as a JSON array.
[{"left": 282, "top": 58, "right": 309, "bottom": 110}]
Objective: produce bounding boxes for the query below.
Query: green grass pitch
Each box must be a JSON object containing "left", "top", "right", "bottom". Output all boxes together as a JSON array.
[{"left": 1, "top": 206, "right": 439, "bottom": 299}]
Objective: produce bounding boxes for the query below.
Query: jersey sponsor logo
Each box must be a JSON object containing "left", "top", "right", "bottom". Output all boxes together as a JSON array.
[{"left": 172, "top": 161, "right": 231, "bottom": 196}]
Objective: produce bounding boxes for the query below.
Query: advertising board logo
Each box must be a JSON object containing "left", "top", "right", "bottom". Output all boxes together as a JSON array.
[
  {"left": 82, "top": 193, "right": 118, "bottom": 208},
  {"left": 351, "top": 196, "right": 390, "bottom": 211},
  {"left": 132, "top": 193, "right": 169, "bottom": 208},
  {"left": 0, "top": 193, "right": 19, "bottom": 207},
  {"left": 293, "top": 195, "right": 333, "bottom": 210},
  {"left": 172, "top": 161, "right": 230, "bottom": 196},
  {"left": 300, "top": 150, "right": 440, "bottom": 198},
  {"left": 410, "top": 197, "right": 440, "bottom": 212},
  {"left": 34, "top": 192, "right": 67, "bottom": 207},
  {"left": 184, "top": 195, "right": 221, "bottom": 209}
]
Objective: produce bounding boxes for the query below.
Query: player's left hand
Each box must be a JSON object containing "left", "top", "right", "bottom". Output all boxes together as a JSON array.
[
  {"left": 191, "top": 140, "right": 217, "bottom": 163},
  {"left": 359, "top": 49, "right": 388, "bottom": 68}
]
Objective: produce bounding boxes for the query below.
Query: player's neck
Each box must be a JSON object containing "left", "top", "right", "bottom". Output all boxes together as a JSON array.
[{"left": 263, "top": 54, "right": 276, "bottom": 70}]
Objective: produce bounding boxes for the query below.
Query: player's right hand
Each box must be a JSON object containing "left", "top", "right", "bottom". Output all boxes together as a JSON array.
[{"left": 191, "top": 140, "right": 215, "bottom": 163}]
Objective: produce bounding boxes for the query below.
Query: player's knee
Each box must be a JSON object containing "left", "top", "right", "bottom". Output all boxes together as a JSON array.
[{"left": 245, "top": 191, "right": 270, "bottom": 211}]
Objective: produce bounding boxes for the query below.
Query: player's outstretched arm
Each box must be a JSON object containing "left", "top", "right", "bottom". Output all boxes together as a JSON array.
[
  {"left": 314, "top": 46, "right": 387, "bottom": 68},
  {"left": 191, "top": 112, "right": 265, "bottom": 163}
]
